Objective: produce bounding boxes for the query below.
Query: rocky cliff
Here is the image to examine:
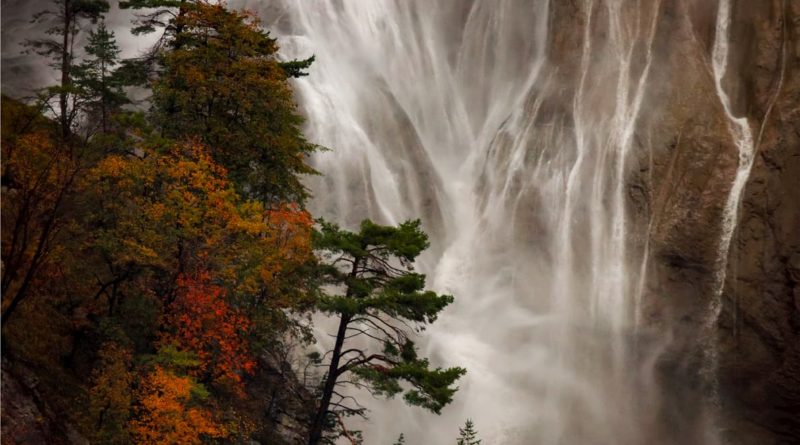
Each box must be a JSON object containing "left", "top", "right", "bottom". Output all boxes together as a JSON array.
[{"left": 629, "top": 1, "right": 799, "bottom": 444}]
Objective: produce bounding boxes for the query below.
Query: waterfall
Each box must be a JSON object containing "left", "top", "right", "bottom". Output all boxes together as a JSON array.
[
  {"left": 246, "top": 1, "right": 726, "bottom": 443},
  {"left": 704, "top": 0, "right": 755, "bottom": 411},
  {"left": 710, "top": 0, "right": 755, "bottom": 305}
]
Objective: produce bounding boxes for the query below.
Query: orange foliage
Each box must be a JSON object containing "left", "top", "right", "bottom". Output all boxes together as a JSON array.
[
  {"left": 130, "top": 366, "right": 225, "bottom": 445},
  {"left": 88, "top": 141, "right": 314, "bottom": 300},
  {"left": 260, "top": 203, "right": 314, "bottom": 285},
  {"left": 162, "top": 273, "right": 255, "bottom": 391},
  {"left": 1, "top": 99, "right": 80, "bottom": 323}
]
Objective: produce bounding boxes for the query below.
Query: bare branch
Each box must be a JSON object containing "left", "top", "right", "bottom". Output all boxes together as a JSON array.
[{"left": 334, "top": 411, "right": 360, "bottom": 445}]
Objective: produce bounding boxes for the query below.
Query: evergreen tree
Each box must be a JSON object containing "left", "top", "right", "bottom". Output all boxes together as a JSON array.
[
  {"left": 308, "top": 219, "right": 466, "bottom": 445},
  {"left": 121, "top": 0, "right": 316, "bottom": 77},
  {"left": 393, "top": 433, "right": 406, "bottom": 445},
  {"left": 25, "top": 0, "right": 110, "bottom": 139},
  {"left": 119, "top": 0, "right": 189, "bottom": 37},
  {"left": 73, "top": 22, "right": 128, "bottom": 133},
  {"left": 457, "top": 419, "right": 481, "bottom": 445},
  {"left": 140, "top": 2, "right": 318, "bottom": 204}
]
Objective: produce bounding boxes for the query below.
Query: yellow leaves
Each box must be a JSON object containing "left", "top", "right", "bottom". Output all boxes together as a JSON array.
[
  {"left": 88, "top": 342, "right": 134, "bottom": 444},
  {"left": 91, "top": 343, "right": 133, "bottom": 402},
  {"left": 261, "top": 203, "right": 314, "bottom": 275},
  {"left": 144, "top": 202, "right": 167, "bottom": 221},
  {"left": 129, "top": 366, "right": 225, "bottom": 445},
  {"left": 86, "top": 139, "right": 314, "bottom": 308},
  {"left": 94, "top": 154, "right": 128, "bottom": 178},
  {"left": 121, "top": 239, "right": 160, "bottom": 261}
]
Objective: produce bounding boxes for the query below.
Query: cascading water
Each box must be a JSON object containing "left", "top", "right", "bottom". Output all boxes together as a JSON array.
[
  {"left": 710, "top": 0, "right": 755, "bottom": 307},
  {"left": 245, "top": 1, "right": 729, "bottom": 443},
  {"left": 703, "top": 0, "right": 755, "bottom": 410}
]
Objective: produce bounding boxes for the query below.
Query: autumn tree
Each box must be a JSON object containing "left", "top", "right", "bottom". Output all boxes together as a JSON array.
[
  {"left": 129, "top": 365, "right": 225, "bottom": 445},
  {"left": 85, "top": 139, "right": 315, "bottom": 440},
  {"left": 86, "top": 140, "right": 313, "bottom": 315},
  {"left": 0, "top": 98, "right": 82, "bottom": 325},
  {"left": 308, "top": 219, "right": 466, "bottom": 445},
  {"left": 25, "top": 0, "right": 110, "bottom": 139},
  {"left": 120, "top": 1, "right": 317, "bottom": 204},
  {"left": 161, "top": 272, "right": 255, "bottom": 392},
  {"left": 87, "top": 342, "right": 134, "bottom": 444},
  {"left": 3, "top": 2, "right": 321, "bottom": 444},
  {"left": 4, "top": 7, "right": 124, "bottom": 329}
]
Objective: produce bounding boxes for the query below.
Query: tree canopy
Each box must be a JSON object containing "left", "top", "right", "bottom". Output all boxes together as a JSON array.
[{"left": 308, "top": 219, "right": 466, "bottom": 444}]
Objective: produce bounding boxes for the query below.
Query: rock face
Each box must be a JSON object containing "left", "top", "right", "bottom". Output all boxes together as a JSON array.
[
  {"left": 715, "top": 1, "right": 800, "bottom": 440},
  {"left": 632, "top": 1, "right": 800, "bottom": 444},
  {"left": 528, "top": 0, "right": 799, "bottom": 440},
  {"left": 1, "top": 359, "right": 88, "bottom": 445}
]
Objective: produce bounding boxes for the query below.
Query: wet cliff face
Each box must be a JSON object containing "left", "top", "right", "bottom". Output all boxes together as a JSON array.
[
  {"left": 715, "top": 1, "right": 800, "bottom": 442},
  {"left": 261, "top": 0, "right": 798, "bottom": 443},
  {"left": 627, "top": 1, "right": 800, "bottom": 443}
]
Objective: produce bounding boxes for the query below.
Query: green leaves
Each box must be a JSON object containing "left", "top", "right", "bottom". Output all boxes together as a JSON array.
[
  {"left": 359, "top": 219, "right": 430, "bottom": 262},
  {"left": 311, "top": 217, "right": 465, "bottom": 443},
  {"left": 72, "top": 22, "right": 130, "bottom": 132},
  {"left": 456, "top": 419, "right": 482, "bottom": 445},
  {"left": 313, "top": 219, "right": 367, "bottom": 258},
  {"left": 148, "top": 2, "right": 318, "bottom": 205},
  {"left": 72, "top": 0, "right": 110, "bottom": 21},
  {"left": 279, "top": 55, "right": 316, "bottom": 78},
  {"left": 352, "top": 356, "right": 466, "bottom": 414},
  {"left": 314, "top": 218, "right": 429, "bottom": 263}
]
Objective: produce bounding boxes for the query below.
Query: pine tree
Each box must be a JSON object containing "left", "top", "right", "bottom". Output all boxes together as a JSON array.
[
  {"left": 143, "top": 2, "right": 318, "bottom": 204},
  {"left": 457, "top": 419, "right": 481, "bottom": 445},
  {"left": 393, "top": 433, "right": 406, "bottom": 445},
  {"left": 119, "top": 0, "right": 188, "bottom": 36},
  {"left": 121, "top": 0, "right": 315, "bottom": 77},
  {"left": 73, "top": 22, "right": 128, "bottom": 133},
  {"left": 308, "top": 219, "right": 466, "bottom": 445},
  {"left": 25, "top": 0, "right": 110, "bottom": 139}
]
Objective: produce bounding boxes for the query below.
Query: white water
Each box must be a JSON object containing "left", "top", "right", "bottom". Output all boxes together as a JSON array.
[
  {"left": 249, "top": 1, "right": 725, "bottom": 443},
  {"left": 705, "top": 0, "right": 755, "bottom": 406},
  {"left": 710, "top": 0, "right": 755, "bottom": 300}
]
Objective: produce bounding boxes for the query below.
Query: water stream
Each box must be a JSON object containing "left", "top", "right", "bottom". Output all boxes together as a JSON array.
[{"left": 250, "top": 1, "right": 732, "bottom": 443}]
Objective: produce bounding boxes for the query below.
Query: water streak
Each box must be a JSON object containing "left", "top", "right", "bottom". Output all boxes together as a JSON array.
[{"left": 711, "top": 0, "right": 756, "bottom": 301}]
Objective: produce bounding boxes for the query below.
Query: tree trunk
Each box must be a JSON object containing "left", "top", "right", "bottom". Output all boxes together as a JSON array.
[
  {"left": 100, "top": 58, "right": 107, "bottom": 132},
  {"left": 60, "top": 0, "right": 72, "bottom": 140},
  {"left": 308, "top": 313, "right": 350, "bottom": 445}
]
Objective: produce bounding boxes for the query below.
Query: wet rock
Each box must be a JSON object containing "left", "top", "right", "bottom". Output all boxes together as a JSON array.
[{"left": 641, "top": 0, "right": 800, "bottom": 443}]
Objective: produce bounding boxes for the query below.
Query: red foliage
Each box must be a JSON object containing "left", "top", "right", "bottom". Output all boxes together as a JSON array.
[{"left": 163, "top": 272, "right": 256, "bottom": 392}]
